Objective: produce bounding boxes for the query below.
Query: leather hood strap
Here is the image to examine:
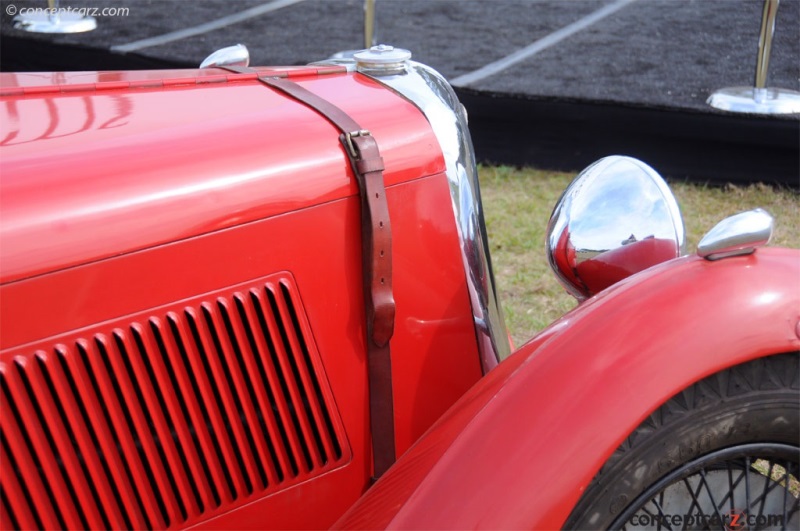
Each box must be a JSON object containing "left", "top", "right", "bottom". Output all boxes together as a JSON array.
[{"left": 253, "top": 74, "right": 397, "bottom": 479}]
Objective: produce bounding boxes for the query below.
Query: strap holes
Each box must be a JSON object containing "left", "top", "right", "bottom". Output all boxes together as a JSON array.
[
  {"left": 380, "top": 250, "right": 384, "bottom": 257},
  {"left": 380, "top": 277, "right": 385, "bottom": 284},
  {"left": 379, "top": 221, "right": 384, "bottom": 228},
  {"left": 375, "top": 192, "right": 379, "bottom": 198}
]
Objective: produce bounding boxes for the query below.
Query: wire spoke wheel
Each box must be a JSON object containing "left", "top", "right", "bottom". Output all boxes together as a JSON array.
[
  {"left": 613, "top": 443, "right": 800, "bottom": 530},
  {"left": 565, "top": 353, "right": 800, "bottom": 531}
]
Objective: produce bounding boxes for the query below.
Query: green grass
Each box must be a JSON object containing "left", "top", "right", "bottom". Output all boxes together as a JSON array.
[{"left": 479, "top": 165, "right": 800, "bottom": 347}]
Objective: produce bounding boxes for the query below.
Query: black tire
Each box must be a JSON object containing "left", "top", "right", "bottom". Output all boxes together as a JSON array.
[{"left": 565, "top": 352, "right": 800, "bottom": 530}]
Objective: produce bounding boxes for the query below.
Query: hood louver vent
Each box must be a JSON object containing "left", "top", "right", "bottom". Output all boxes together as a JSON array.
[{"left": 0, "top": 274, "right": 347, "bottom": 530}]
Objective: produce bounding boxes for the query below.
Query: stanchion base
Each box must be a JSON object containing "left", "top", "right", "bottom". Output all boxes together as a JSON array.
[
  {"left": 707, "top": 86, "right": 800, "bottom": 115},
  {"left": 12, "top": 13, "right": 97, "bottom": 33}
]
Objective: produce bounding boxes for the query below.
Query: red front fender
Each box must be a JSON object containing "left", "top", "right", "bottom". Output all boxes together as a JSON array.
[{"left": 335, "top": 247, "right": 800, "bottom": 529}]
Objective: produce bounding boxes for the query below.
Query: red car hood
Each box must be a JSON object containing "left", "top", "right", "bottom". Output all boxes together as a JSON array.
[{"left": 0, "top": 66, "right": 444, "bottom": 283}]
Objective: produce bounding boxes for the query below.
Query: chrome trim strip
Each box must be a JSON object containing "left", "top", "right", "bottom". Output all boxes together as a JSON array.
[{"left": 362, "top": 62, "right": 512, "bottom": 372}]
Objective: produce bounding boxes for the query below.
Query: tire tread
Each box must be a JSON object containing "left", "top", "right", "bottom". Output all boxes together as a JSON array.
[{"left": 565, "top": 352, "right": 800, "bottom": 530}]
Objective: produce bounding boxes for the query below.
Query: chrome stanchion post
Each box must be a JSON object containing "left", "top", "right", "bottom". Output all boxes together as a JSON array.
[
  {"left": 322, "top": 0, "right": 379, "bottom": 63},
  {"left": 753, "top": 0, "right": 777, "bottom": 93},
  {"left": 13, "top": 0, "right": 97, "bottom": 33},
  {"left": 364, "top": 0, "right": 377, "bottom": 49},
  {"left": 707, "top": 0, "right": 800, "bottom": 114}
]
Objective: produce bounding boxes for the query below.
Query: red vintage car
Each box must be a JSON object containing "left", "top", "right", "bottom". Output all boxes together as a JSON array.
[{"left": 1, "top": 45, "right": 798, "bottom": 530}]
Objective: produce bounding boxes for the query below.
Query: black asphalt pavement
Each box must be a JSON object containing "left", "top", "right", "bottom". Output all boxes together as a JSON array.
[{"left": 1, "top": 0, "right": 798, "bottom": 184}]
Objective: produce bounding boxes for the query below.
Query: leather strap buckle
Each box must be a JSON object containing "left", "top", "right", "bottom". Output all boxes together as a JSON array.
[
  {"left": 254, "top": 76, "right": 397, "bottom": 478},
  {"left": 345, "top": 129, "right": 371, "bottom": 159}
]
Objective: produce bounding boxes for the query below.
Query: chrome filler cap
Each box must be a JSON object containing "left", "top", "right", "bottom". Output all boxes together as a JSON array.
[
  {"left": 697, "top": 208, "right": 774, "bottom": 260},
  {"left": 355, "top": 45, "right": 411, "bottom": 76}
]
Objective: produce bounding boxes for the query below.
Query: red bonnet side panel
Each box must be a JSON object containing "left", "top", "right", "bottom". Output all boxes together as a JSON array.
[{"left": 1, "top": 67, "right": 483, "bottom": 529}]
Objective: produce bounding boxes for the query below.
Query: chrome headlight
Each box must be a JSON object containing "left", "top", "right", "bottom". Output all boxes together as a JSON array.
[{"left": 546, "top": 156, "right": 686, "bottom": 300}]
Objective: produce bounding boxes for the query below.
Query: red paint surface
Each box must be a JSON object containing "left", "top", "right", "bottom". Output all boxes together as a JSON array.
[
  {"left": 0, "top": 69, "right": 442, "bottom": 285},
  {"left": 0, "top": 68, "right": 481, "bottom": 529},
  {"left": 3, "top": 65, "right": 797, "bottom": 531},
  {"left": 335, "top": 248, "right": 800, "bottom": 529}
]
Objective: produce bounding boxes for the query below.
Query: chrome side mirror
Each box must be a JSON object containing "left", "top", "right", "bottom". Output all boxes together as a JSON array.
[
  {"left": 546, "top": 156, "right": 685, "bottom": 300},
  {"left": 200, "top": 44, "right": 250, "bottom": 69}
]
